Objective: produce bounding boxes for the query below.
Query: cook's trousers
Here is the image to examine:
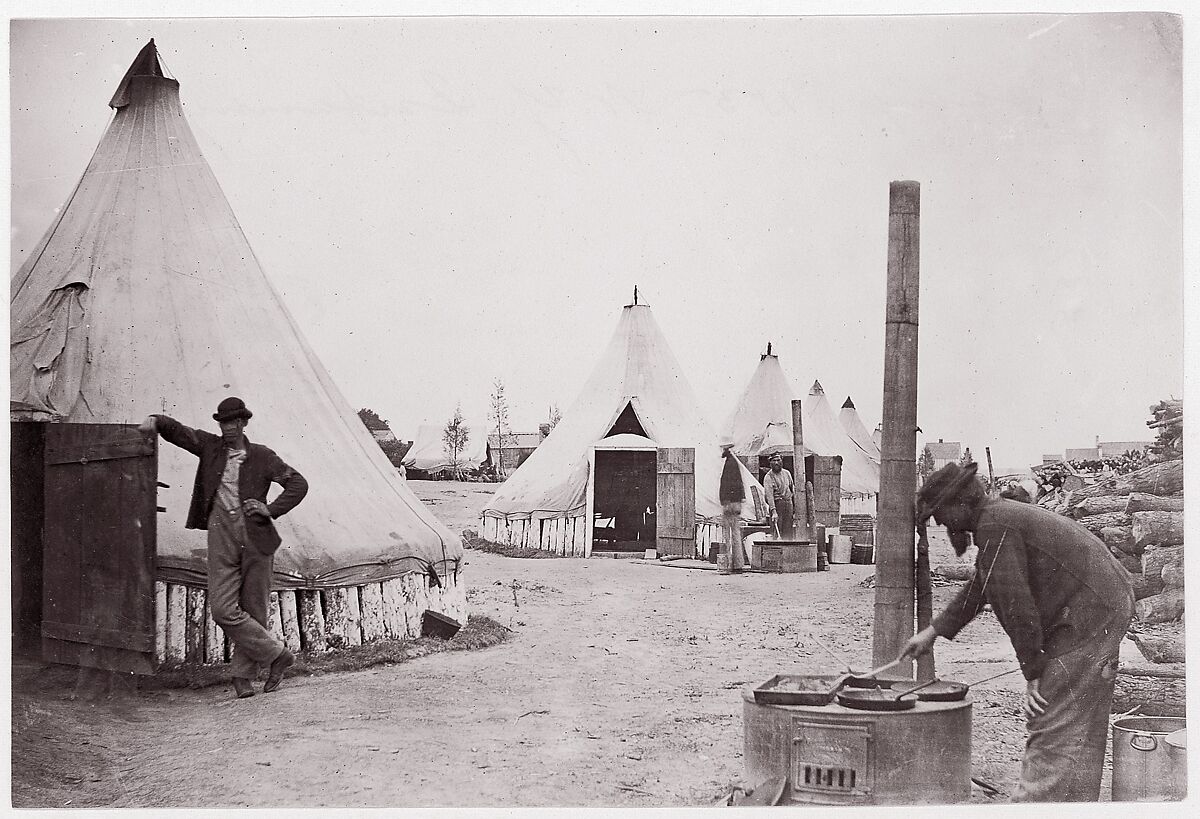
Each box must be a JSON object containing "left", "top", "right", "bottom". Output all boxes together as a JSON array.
[
  {"left": 207, "top": 506, "right": 285, "bottom": 679},
  {"left": 772, "top": 496, "right": 795, "bottom": 538},
  {"left": 720, "top": 506, "right": 745, "bottom": 572},
  {"left": 1013, "top": 604, "right": 1131, "bottom": 802}
]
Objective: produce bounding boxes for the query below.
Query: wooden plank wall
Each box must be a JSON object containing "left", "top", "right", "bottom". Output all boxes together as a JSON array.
[
  {"left": 153, "top": 569, "right": 469, "bottom": 667},
  {"left": 480, "top": 514, "right": 588, "bottom": 557}
]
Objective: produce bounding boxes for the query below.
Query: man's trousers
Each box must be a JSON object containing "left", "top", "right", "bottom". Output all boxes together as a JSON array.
[
  {"left": 207, "top": 506, "right": 285, "bottom": 679},
  {"left": 1012, "top": 603, "right": 1132, "bottom": 802}
]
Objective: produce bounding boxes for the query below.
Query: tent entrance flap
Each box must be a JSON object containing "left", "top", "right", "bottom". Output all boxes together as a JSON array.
[
  {"left": 41, "top": 423, "right": 158, "bottom": 674},
  {"left": 656, "top": 447, "right": 696, "bottom": 557},
  {"left": 592, "top": 450, "right": 656, "bottom": 551}
]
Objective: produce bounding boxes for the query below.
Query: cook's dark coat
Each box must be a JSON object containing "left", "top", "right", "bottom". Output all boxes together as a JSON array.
[{"left": 931, "top": 499, "right": 1133, "bottom": 681}]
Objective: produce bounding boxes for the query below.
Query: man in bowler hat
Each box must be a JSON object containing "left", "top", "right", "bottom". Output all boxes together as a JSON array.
[{"left": 141, "top": 398, "right": 308, "bottom": 698}]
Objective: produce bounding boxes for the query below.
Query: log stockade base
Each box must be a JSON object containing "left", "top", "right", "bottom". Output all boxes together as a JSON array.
[
  {"left": 480, "top": 514, "right": 723, "bottom": 558},
  {"left": 155, "top": 570, "right": 469, "bottom": 666}
]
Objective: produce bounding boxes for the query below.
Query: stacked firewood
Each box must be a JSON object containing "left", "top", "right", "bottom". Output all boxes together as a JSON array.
[{"left": 1038, "top": 459, "right": 1184, "bottom": 624}]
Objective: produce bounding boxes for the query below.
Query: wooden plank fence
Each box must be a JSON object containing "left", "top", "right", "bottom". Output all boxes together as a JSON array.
[{"left": 153, "top": 569, "right": 468, "bottom": 666}]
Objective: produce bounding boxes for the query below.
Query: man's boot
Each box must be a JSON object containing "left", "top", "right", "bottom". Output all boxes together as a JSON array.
[
  {"left": 263, "top": 648, "right": 295, "bottom": 693},
  {"left": 232, "top": 677, "right": 255, "bottom": 699}
]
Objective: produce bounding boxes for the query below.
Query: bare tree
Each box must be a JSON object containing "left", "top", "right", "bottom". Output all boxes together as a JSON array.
[
  {"left": 443, "top": 404, "right": 469, "bottom": 480},
  {"left": 489, "top": 379, "right": 516, "bottom": 477},
  {"left": 547, "top": 403, "right": 563, "bottom": 430}
]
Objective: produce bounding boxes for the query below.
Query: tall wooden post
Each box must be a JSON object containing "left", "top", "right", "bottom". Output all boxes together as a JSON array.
[
  {"left": 790, "top": 399, "right": 809, "bottom": 540},
  {"left": 873, "top": 180, "right": 921, "bottom": 673}
]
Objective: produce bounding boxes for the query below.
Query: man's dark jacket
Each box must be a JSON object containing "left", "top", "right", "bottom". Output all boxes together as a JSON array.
[
  {"left": 153, "top": 415, "right": 308, "bottom": 554},
  {"left": 932, "top": 499, "right": 1133, "bottom": 681}
]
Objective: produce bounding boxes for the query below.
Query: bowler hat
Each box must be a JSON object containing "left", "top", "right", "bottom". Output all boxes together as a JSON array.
[
  {"left": 916, "top": 462, "right": 979, "bottom": 523},
  {"left": 213, "top": 396, "right": 253, "bottom": 423}
]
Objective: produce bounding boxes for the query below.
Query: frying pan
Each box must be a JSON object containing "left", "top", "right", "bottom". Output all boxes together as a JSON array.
[
  {"left": 837, "top": 677, "right": 942, "bottom": 711},
  {"left": 889, "top": 668, "right": 1022, "bottom": 702}
]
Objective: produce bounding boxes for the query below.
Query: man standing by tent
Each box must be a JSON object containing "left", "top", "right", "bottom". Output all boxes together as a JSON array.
[
  {"left": 719, "top": 443, "right": 746, "bottom": 573},
  {"left": 898, "top": 463, "right": 1133, "bottom": 802},
  {"left": 141, "top": 398, "right": 308, "bottom": 699},
  {"left": 761, "top": 454, "right": 796, "bottom": 538}
]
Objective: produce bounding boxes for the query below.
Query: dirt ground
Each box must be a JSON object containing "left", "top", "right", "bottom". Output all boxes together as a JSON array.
[{"left": 11, "top": 480, "right": 1130, "bottom": 808}]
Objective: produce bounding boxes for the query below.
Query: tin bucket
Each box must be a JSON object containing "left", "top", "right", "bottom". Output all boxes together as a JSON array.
[
  {"left": 1111, "top": 716, "right": 1186, "bottom": 801},
  {"left": 829, "top": 535, "right": 853, "bottom": 564},
  {"left": 1165, "top": 729, "right": 1187, "bottom": 801}
]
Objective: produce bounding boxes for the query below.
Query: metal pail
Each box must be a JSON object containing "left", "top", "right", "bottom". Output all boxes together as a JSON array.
[
  {"left": 1165, "top": 729, "right": 1187, "bottom": 801},
  {"left": 1111, "top": 716, "right": 1186, "bottom": 801}
]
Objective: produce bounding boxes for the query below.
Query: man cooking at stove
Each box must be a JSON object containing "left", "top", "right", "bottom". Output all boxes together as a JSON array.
[{"left": 898, "top": 463, "right": 1134, "bottom": 802}]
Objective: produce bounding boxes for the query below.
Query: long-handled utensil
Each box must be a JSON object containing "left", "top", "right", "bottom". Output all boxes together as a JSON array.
[{"left": 805, "top": 630, "right": 855, "bottom": 672}]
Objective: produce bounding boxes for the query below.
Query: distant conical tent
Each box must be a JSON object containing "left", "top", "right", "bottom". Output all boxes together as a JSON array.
[
  {"left": 803, "top": 381, "right": 879, "bottom": 495},
  {"left": 838, "top": 396, "right": 882, "bottom": 464},
  {"left": 483, "top": 301, "right": 761, "bottom": 538},
  {"left": 723, "top": 357, "right": 880, "bottom": 496},
  {"left": 11, "top": 41, "right": 460, "bottom": 587},
  {"left": 721, "top": 347, "right": 801, "bottom": 459}
]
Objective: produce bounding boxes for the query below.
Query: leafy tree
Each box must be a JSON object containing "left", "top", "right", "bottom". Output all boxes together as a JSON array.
[
  {"left": 917, "top": 445, "right": 936, "bottom": 484},
  {"left": 443, "top": 404, "right": 469, "bottom": 480},
  {"left": 959, "top": 447, "right": 975, "bottom": 467},
  {"left": 357, "top": 407, "right": 389, "bottom": 431}
]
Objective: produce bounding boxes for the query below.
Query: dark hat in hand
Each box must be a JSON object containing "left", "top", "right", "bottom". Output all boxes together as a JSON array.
[
  {"left": 916, "top": 462, "right": 979, "bottom": 523},
  {"left": 213, "top": 396, "right": 253, "bottom": 423}
]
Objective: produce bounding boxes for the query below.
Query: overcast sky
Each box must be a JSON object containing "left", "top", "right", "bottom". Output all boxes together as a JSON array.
[{"left": 7, "top": 7, "right": 1186, "bottom": 469}]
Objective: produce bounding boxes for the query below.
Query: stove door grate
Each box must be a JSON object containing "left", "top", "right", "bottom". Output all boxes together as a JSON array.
[{"left": 792, "top": 719, "right": 874, "bottom": 800}]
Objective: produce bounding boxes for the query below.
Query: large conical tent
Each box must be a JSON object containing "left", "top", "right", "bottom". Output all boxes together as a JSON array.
[
  {"left": 723, "top": 353, "right": 880, "bottom": 496},
  {"left": 838, "top": 396, "right": 882, "bottom": 465},
  {"left": 483, "top": 300, "right": 761, "bottom": 528},
  {"left": 10, "top": 41, "right": 461, "bottom": 588}
]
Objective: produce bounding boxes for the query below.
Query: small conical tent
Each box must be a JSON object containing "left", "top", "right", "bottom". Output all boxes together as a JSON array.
[
  {"left": 403, "top": 422, "right": 491, "bottom": 475},
  {"left": 801, "top": 381, "right": 880, "bottom": 495},
  {"left": 723, "top": 353, "right": 880, "bottom": 496},
  {"left": 838, "top": 396, "right": 882, "bottom": 465},
  {"left": 721, "top": 347, "right": 799, "bottom": 459},
  {"left": 10, "top": 40, "right": 460, "bottom": 588},
  {"left": 483, "top": 301, "right": 761, "bottom": 531}
]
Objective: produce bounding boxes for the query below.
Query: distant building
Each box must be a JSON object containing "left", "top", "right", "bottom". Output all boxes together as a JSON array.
[
  {"left": 924, "top": 439, "right": 962, "bottom": 470},
  {"left": 1099, "top": 440, "right": 1153, "bottom": 458},
  {"left": 488, "top": 425, "right": 551, "bottom": 474},
  {"left": 1042, "top": 454, "right": 1063, "bottom": 464},
  {"left": 1062, "top": 436, "right": 1153, "bottom": 462}
]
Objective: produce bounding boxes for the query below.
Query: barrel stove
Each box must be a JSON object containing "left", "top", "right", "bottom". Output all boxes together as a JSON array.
[{"left": 742, "top": 686, "right": 972, "bottom": 805}]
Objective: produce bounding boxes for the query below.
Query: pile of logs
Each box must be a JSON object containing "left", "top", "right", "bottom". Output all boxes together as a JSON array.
[{"left": 1038, "top": 459, "right": 1184, "bottom": 624}]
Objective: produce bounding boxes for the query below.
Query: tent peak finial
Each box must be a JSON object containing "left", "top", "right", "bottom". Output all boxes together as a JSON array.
[
  {"left": 842, "top": 396, "right": 855, "bottom": 409},
  {"left": 633, "top": 285, "right": 638, "bottom": 305},
  {"left": 761, "top": 341, "right": 775, "bottom": 361},
  {"left": 109, "top": 38, "right": 168, "bottom": 109}
]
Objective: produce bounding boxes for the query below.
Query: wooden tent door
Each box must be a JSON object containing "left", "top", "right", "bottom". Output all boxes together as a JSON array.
[
  {"left": 811, "top": 455, "right": 843, "bottom": 529},
  {"left": 656, "top": 447, "right": 695, "bottom": 557},
  {"left": 42, "top": 424, "right": 159, "bottom": 674}
]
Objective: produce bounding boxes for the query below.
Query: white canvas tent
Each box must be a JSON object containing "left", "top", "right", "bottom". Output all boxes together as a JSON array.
[
  {"left": 403, "top": 422, "right": 491, "bottom": 476},
  {"left": 10, "top": 41, "right": 462, "bottom": 594},
  {"left": 481, "top": 300, "right": 763, "bottom": 557},
  {"left": 838, "top": 396, "right": 882, "bottom": 465},
  {"left": 723, "top": 352, "right": 880, "bottom": 510}
]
